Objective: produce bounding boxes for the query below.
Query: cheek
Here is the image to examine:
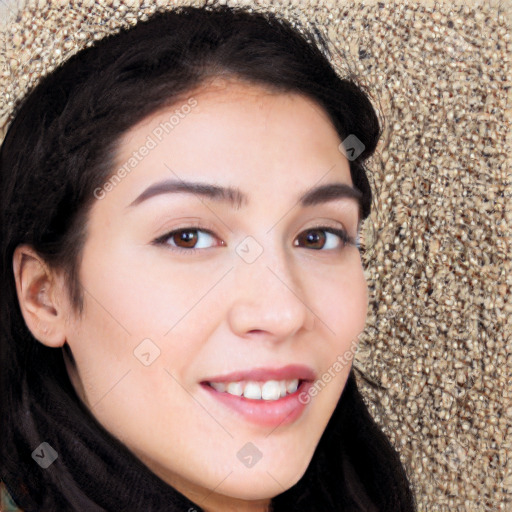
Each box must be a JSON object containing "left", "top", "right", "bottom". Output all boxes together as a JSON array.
[
  {"left": 70, "top": 239, "right": 226, "bottom": 398},
  {"left": 309, "top": 254, "right": 367, "bottom": 397},
  {"left": 301, "top": 258, "right": 367, "bottom": 431},
  {"left": 78, "top": 239, "right": 218, "bottom": 339},
  {"left": 67, "top": 260, "right": 207, "bottom": 447},
  {"left": 319, "top": 255, "right": 368, "bottom": 340}
]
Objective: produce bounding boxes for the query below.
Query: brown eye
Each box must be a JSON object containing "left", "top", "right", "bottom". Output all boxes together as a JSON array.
[
  {"left": 154, "top": 224, "right": 354, "bottom": 255},
  {"left": 294, "top": 227, "right": 352, "bottom": 251},
  {"left": 170, "top": 229, "right": 199, "bottom": 249},
  {"left": 154, "top": 226, "right": 220, "bottom": 254},
  {"left": 297, "top": 229, "right": 326, "bottom": 250}
]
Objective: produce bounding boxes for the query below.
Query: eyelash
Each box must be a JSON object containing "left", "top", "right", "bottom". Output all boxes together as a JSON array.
[{"left": 153, "top": 222, "right": 358, "bottom": 255}]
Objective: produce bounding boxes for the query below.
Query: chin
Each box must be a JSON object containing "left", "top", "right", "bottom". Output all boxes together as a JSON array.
[{"left": 222, "top": 465, "right": 304, "bottom": 500}]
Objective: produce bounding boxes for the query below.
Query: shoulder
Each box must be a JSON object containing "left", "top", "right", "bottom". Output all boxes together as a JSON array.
[{"left": 0, "top": 481, "right": 24, "bottom": 512}]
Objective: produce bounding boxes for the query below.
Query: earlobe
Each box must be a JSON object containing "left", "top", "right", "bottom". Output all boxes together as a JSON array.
[{"left": 12, "top": 245, "right": 67, "bottom": 348}]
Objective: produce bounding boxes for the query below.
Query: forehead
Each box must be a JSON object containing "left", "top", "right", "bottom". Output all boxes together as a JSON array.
[
  {"left": 119, "top": 76, "right": 343, "bottom": 159},
  {"left": 100, "top": 77, "right": 357, "bottom": 216}
]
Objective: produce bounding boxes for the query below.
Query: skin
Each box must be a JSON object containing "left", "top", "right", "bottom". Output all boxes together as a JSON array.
[{"left": 13, "top": 77, "right": 368, "bottom": 512}]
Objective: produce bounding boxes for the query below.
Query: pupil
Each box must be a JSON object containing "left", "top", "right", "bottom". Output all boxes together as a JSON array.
[
  {"left": 179, "top": 230, "right": 196, "bottom": 246},
  {"left": 307, "top": 230, "right": 324, "bottom": 248}
]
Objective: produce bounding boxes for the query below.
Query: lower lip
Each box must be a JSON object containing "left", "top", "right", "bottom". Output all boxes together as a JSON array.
[{"left": 200, "top": 381, "right": 313, "bottom": 428}]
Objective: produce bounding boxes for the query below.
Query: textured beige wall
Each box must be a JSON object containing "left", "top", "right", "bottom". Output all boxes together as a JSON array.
[{"left": 1, "top": 0, "right": 510, "bottom": 510}]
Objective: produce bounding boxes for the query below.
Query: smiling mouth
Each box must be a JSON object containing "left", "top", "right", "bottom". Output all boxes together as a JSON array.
[
  {"left": 199, "top": 378, "right": 313, "bottom": 428},
  {"left": 201, "top": 378, "right": 305, "bottom": 401}
]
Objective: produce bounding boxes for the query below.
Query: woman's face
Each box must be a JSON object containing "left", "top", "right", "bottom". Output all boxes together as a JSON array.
[{"left": 62, "top": 78, "right": 368, "bottom": 511}]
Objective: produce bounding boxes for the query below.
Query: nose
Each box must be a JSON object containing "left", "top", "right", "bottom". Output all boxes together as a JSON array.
[{"left": 227, "top": 241, "right": 316, "bottom": 341}]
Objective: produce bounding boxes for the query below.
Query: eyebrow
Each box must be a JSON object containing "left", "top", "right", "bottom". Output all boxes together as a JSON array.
[{"left": 127, "top": 179, "right": 363, "bottom": 214}]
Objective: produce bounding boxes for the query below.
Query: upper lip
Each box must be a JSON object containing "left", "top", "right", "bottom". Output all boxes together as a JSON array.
[{"left": 202, "top": 364, "right": 316, "bottom": 383}]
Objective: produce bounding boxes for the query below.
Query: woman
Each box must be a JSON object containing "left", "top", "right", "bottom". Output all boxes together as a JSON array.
[{"left": 0, "top": 3, "right": 417, "bottom": 511}]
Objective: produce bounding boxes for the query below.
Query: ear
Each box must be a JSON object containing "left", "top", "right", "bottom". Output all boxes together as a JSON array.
[{"left": 12, "top": 245, "right": 68, "bottom": 347}]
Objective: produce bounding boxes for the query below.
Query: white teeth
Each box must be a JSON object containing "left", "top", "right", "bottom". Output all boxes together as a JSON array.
[
  {"left": 286, "top": 379, "right": 299, "bottom": 394},
  {"left": 209, "top": 378, "right": 300, "bottom": 400},
  {"left": 226, "top": 382, "right": 243, "bottom": 396},
  {"left": 261, "top": 380, "right": 281, "bottom": 400},
  {"left": 210, "top": 382, "right": 226, "bottom": 393},
  {"left": 243, "top": 382, "right": 262, "bottom": 399}
]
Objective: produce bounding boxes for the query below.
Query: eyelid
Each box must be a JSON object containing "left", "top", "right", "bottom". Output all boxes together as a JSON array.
[
  {"left": 152, "top": 220, "right": 221, "bottom": 252},
  {"left": 302, "top": 218, "right": 358, "bottom": 246},
  {"left": 301, "top": 224, "right": 357, "bottom": 249}
]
